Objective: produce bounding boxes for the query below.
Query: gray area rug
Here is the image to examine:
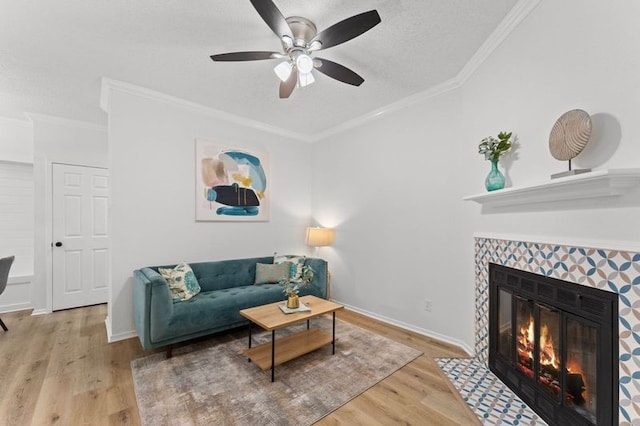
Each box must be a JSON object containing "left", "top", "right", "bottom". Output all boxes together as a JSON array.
[{"left": 131, "top": 316, "right": 422, "bottom": 426}]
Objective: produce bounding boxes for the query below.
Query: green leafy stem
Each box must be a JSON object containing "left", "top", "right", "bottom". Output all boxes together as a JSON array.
[{"left": 478, "top": 131, "right": 513, "bottom": 162}]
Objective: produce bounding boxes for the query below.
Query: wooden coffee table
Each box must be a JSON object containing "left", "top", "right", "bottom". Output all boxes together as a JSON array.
[{"left": 239, "top": 295, "right": 344, "bottom": 382}]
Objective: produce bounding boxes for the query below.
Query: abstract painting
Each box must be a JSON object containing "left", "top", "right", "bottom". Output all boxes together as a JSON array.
[{"left": 195, "top": 140, "right": 269, "bottom": 221}]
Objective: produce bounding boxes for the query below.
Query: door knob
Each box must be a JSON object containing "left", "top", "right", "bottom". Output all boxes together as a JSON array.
[{"left": 55, "top": 242, "right": 63, "bottom": 247}]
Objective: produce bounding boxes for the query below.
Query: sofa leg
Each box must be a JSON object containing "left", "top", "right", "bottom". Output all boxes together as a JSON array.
[{"left": 166, "top": 345, "right": 173, "bottom": 358}]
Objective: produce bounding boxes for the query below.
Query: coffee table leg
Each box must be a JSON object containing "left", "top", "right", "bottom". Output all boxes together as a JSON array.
[
  {"left": 247, "top": 322, "right": 252, "bottom": 362},
  {"left": 307, "top": 319, "right": 310, "bottom": 330},
  {"left": 332, "top": 311, "right": 336, "bottom": 355},
  {"left": 271, "top": 330, "right": 276, "bottom": 382}
]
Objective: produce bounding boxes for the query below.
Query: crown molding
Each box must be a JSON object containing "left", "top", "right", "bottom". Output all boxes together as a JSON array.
[
  {"left": 310, "top": 0, "right": 540, "bottom": 143},
  {"left": 0, "top": 115, "right": 32, "bottom": 128},
  {"left": 457, "top": 0, "right": 541, "bottom": 85},
  {"left": 0, "top": 159, "right": 33, "bottom": 166},
  {"left": 24, "top": 112, "right": 107, "bottom": 132},
  {"left": 100, "top": 78, "right": 310, "bottom": 143},
  {"left": 98, "top": 0, "right": 539, "bottom": 144},
  {"left": 309, "top": 77, "right": 462, "bottom": 142}
]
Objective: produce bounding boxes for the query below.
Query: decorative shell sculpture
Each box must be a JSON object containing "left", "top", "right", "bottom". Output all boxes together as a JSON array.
[{"left": 548, "top": 109, "right": 592, "bottom": 161}]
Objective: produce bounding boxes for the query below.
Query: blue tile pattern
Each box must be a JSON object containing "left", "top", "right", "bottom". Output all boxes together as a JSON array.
[
  {"left": 474, "top": 237, "right": 640, "bottom": 425},
  {"left": 437, "top": 357, "right": 546, "bottom": 425}
]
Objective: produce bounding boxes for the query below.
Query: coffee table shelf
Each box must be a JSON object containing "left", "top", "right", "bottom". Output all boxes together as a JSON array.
[
  {"left": 240, "top": 295, "right": 344, "bottom": 381},
  {"left": 243, "top": 328, "right": 334, "bottom": 370}
]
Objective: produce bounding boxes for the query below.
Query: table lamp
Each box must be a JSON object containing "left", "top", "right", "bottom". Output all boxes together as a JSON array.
[{"left": 306, "top": 227, "right": 335, "bottom": 249}]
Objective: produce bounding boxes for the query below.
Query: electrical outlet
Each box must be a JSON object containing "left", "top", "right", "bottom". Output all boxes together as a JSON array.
[{"left": 424, "top": 299, "right": 432, "bottom": 312}]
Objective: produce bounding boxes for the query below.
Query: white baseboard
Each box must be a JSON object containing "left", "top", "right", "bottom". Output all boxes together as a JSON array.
[
  {"left": 1, "top": 275, "right": 33, "bottom": 314},
  {"left": 0, "top": 302, "right": 33, "bottom": 314},
  {"left": 100, "top": 302, "right": 474, "bottom": 355},
  {"left": 7, "top": 275, "right": 33, "bottom": 285},
  {"left": 105, "top": 316, "right": 137, "bottom": 343},
  {"left": 31, "top": 308, "right": 49, "bottom": 316},
  {"left": 333, "top": 299, "right": 474, "bottom": 356}
]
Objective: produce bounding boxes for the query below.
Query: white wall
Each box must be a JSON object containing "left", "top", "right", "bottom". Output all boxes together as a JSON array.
[
  {"left": 313, "top": 0, "right": 640, "bottom": 352},
  {"left": 30, "top": 114, "right": 108, "bottom": 313},
  {"left": 0, "top": 117, "right": 34, "bottom": 312},
  {"left": 311, "top": 90, "right": 471, "bottom": 348},
  {"left": 0, "top": 116, "right": 33, "bottom": 163},
  {"left": 0, "top": 162, "right": 33, "bottom": 286},
  {"left": 104, "top": 85, "right": 315, "bottom": 340},
  {"left": 0, "top": 160, "right": 34, "bottom": 313},
  {"left": 0, "top": 116, "right": 34, "bottom": 276}
]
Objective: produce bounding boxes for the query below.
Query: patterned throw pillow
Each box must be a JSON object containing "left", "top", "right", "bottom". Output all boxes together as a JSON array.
[
  {"left": 274, "top": 254, "right": 306, "bottom": 282},
  {"left": 159, "top": 263, "right": 201, "bottom": 301},
  {"left": 254, "top": 262, "right": 291, "bottom": 285}
]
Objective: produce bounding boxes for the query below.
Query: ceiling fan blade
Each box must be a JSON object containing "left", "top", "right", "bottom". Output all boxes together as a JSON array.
[
  {"left": 314, "top": 58, "right": 364, "bottom": 86},
  {"left": 279, "top": 68, "right": 298, "bottom": 98},
  {"left": 310, "top": 10, "right": 381, "bottom": 51},
  {"left": 210, "top": 51, "right": 282, "bottom": 61},
  {"left": 250, "top": 0, "right": 294, "bottom": 40}
]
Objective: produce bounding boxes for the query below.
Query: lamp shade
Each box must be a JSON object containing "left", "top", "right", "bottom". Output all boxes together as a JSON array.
[{"left": 306, "top": 227, "right": 335, "bottom": 247}]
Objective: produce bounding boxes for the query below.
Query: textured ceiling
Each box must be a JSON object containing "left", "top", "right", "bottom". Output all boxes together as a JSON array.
[{"left": 0, "top": 0, "right": 517, "bottom": 137}]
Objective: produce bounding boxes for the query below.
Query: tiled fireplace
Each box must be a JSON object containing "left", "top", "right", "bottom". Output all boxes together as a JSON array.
[
  {"left": 489, "top": 263, "right": 618, "bottom": 424},
  {"left": 475, "top": 236, "right": 640, "bottom": 425}
]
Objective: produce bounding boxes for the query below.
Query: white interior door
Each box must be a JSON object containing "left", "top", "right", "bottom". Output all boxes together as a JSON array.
[{"left": 52, "top": 164, "right": 109, "bottom": 310}]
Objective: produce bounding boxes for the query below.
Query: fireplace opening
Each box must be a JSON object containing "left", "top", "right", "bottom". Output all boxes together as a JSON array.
[{"left": 489, "top": 263, "right": 618, "bottom": 425}]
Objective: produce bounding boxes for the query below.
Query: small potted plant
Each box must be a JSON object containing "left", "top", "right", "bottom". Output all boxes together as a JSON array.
[
  {"left": 281, "top": 265, "right": 314, "bottom": 309},
  {"left": 478, "top": 131, "right": 513, "bottom": 191}
]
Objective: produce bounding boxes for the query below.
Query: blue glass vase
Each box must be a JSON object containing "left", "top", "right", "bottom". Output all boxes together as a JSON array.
[{"left": 485, "top": 159, "right": 505, "bottom": 191}]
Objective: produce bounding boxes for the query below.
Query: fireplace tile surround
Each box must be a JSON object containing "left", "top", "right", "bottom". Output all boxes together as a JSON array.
[{"left": 475, "top": 236, "right": 640, "bottom": 424}]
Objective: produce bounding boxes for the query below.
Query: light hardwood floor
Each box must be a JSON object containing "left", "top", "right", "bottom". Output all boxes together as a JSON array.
[{"left": 0, "top": 304, "right": 479, "bottom": 425}]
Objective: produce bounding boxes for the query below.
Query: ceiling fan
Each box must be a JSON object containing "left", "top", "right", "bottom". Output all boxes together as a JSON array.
[{"left": 210, "top": 0, "right": 381, "bottom": 99}]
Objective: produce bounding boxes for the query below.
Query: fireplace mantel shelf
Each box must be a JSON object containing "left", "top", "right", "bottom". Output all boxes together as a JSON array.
[{"left": 463, "top": 168, "right": 640, "bottom": 208}]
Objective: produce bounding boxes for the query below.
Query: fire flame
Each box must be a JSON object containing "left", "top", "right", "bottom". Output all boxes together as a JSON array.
[
  {"left": 517, "top": 315, "right": 558, "bottom": 369},
  {"left": 516, "top": 316, "right": 589, "bottom": 405},
  {"left": 539, "top": 323, "right": 559, "bottom": 369},
  {"left": 517, "top": 315, "right": 535, "bottom": 370}
]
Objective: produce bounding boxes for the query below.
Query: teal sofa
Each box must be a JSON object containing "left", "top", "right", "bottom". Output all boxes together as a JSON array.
[{"left": 133, "top": 256, "right": 328, "bottom": 354}]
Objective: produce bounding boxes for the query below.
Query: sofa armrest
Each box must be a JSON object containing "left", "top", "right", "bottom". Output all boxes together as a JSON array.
[
  {"left": 304, "top": 258, "right": 328, "bottom": 299},
  {"left": 133, "top": 267, "right": 173, "bottom": 350}
]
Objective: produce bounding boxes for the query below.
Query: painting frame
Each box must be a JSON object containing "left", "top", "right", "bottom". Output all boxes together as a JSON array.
[{"left": 195, "top": 140, "right": 270, "bottom": 222}]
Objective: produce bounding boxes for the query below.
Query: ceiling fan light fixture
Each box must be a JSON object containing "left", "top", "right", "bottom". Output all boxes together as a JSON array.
[
  {"left": 295, "top": 54, "right": 314, "bottom": 74},
  {"left": 274, "top": 61, "right": 293, "bottom": 82},
  {"left": 308, "top": 40, "right": 322, "bottom": 52},
  {"left": 298, "top": 71, "right": 315, "bottom": 87},
  {"left": 281, "top": 35, "right": 294, "bottom": 50}
]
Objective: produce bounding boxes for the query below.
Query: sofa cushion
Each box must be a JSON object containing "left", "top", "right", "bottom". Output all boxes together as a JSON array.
[
  {"left": 274, "top": 254, "right": 306, "bottom": 282},
  {"left": 254, "top": 262, "right": 290, "bottom": 284},
  {"left": 158, "top": 263, "right": 201, "bottom": 301},
  {"left": 189, "top": 256, "right": 273, "bottom": 292}
]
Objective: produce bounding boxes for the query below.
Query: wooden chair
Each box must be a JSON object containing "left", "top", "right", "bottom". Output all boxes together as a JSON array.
[{"left": 0, "top": 256, "right": 15, "bottom": 331}]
